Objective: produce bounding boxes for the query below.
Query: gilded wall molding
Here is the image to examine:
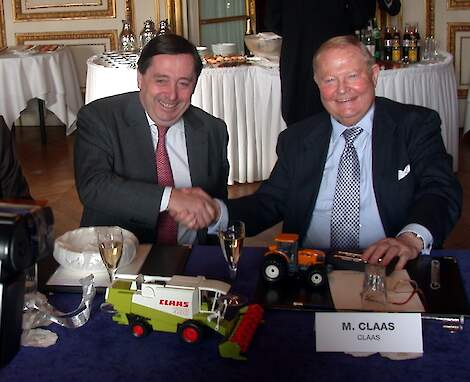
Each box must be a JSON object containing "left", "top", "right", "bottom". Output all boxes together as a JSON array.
[
  {"left": 425, "top": 0, "right": 435, "bottom": 37},
  {"left": 165, "top": 0, "right": 184, "bottom": 35},
  {"left": 447, "top": 22, "right": 470, "bottom": 99},
  {"left": 448, "top": 0, "right": 470, "bottom": 9},
  {"left": 14, "top": 0, "right": 116, "bottom": 21},
  {"left": 0, "top": 1, "right": 6, "bottom": 50},
  {"left": 246, "top": 0, "right": 256, "bottom": 33},
  {"left": 15, "top": 30, "right": 118, "bottom": 51}
]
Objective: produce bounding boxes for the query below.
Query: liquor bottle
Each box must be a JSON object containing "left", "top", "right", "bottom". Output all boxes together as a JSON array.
[
  {"left": 383, "top": 26, "right": 393, "bottom": 61},
  {"left": 363, "top": 25, "right": 376, "bottom": 58},
  {"left": 354, "top": 30, "right": 361, "bottom": 41},
  {"left": 391, "top": 26, "right": 401, "bottom": 63},
  {"left": 414, "top": 24, "right": 421, "bottom": 61},
  {"left": 402, "top": 24, "right": 411, "bottom": 63},
  {"left": 372, "top": 18, "right": 382, "bottom": 60},
  {"left": 244, "top": 17, "right": 254, "bottom": 57},
  {"left": 408, "top": 39, "right": 418, "bottom": 63}
]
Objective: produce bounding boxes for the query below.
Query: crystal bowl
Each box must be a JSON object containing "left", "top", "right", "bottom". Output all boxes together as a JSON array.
[
  {"left": 53, "top": 226, "right": 138, "bottom": 273},
  {"left": 244, "top": 33, "right": 282, "bottom": 61}
]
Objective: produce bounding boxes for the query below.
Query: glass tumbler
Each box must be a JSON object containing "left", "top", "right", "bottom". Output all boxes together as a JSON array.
[{"left": 361, "top": 263, "right": 388, "bottom": 311}]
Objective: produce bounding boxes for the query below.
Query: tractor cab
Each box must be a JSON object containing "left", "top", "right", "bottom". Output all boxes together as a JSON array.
[{"left": 271, "top": 233, "right": 300, "bottom": 264}]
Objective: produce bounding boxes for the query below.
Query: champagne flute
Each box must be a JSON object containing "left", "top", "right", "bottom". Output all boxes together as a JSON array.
[
  {"left": 97, "top": 227, "right": 124, "bottom": 284},
  {"left": 218, "top": 221, "right": 245, "bottom": 281}
]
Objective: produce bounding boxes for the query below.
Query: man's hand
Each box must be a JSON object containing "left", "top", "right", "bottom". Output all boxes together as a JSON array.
[
  {"left": 168, "top": 188, "right": 219, "bottom": 230},
  {"left": 362, "top": 233, "right": 422, "bottom": 271}
]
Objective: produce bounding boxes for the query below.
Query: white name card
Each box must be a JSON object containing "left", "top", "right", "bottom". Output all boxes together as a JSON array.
[{"left": 315, "top": 312, "right": 423, "bottom": 353}]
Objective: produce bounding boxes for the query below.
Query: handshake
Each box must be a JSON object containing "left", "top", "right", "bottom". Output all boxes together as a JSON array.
[{"left": 168, "top": 187, "right": 221, "bottom": 230}]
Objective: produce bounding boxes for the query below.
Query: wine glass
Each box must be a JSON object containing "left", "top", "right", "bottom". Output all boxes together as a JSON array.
[
  {"left": 218, "top": 221, "right": 245, "bottom": 281},
  {"left": 96, "top": 227, "right": 124, "bottom": 284}
]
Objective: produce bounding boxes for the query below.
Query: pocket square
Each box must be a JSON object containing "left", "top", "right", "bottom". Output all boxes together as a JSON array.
[{"left": 398, "top": 164, "right": 410, "bottom": 180}]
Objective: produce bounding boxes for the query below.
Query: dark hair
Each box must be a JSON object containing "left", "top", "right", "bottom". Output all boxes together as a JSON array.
[{"left": 137, "top": 34, "right": 203, "bottom": 79}]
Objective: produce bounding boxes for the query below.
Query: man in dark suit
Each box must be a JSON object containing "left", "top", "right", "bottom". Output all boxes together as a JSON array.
[
  {"left": 0, "top": 116, "right": 31, "bottom": 199},
  {"left": 75, "top": 34, "right": 227, "bottom": 244},
  {"left": 195, "top": 35, "right": 461, "bottom": 270},
  {"left": 266, "top": 0, "right": 401, "bottom": 126}
]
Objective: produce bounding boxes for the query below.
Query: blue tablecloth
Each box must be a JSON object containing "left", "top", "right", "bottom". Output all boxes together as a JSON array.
[{"left": 1, "top": 247, "right": 469, "bottom": 382}]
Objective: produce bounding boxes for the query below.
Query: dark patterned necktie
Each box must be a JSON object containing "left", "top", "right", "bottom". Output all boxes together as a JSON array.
[
  {"left": 330, "top": 126, "right": 363, "bottom": 249},
  {"left": 155, "top": 125, "right": 178, "bottom": 245}
]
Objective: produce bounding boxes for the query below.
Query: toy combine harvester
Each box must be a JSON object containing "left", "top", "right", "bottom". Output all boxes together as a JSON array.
[{"left": 104, "top": 274, "right": 263, "bottom": 360}]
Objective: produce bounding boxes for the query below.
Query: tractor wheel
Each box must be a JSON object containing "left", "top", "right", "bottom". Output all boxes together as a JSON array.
[
  {"left": 262, "top": 257, "right": 286, "bottom": 283},
  {"left": 129, "top": 318, "right": 151, "bottom": 338},
  {"left": 178, "top": 320, "right": 204, "bottom": 344},
  {"left": 306, "top": 266, "right": 326, "bottom": 288}
]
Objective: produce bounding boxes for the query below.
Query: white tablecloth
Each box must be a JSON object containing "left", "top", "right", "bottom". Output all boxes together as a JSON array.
[
  {"left": 0, "top": 47, "right": 83, "bottom": 135},
  {"left": 192, "top": 65, "right": 286, "bottom": 183},
  {"left": 85, "top": 58, "right": 286, "bottom": 184},
  {"left": 376, "top": 52, "right": 459, "bottom": 171}
]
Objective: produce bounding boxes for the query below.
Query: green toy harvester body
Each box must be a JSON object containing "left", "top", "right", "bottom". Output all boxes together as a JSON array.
[{"left": 105, "top": 274, "right": 263, "bottom": 360}]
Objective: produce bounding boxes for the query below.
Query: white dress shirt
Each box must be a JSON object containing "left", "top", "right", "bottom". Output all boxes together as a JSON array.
[{"left": 303, "top": 106, "right": 386, "bottom": 249}]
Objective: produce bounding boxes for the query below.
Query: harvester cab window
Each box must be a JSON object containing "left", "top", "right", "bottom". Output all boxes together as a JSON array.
[{"left": 200, "top": 289, "right": 217, "bottom": 312}]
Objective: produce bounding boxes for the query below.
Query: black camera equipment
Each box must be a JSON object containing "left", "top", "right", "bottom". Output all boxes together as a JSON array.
[{"left": 0, "top": 202, "right": 54, "bottom": 367}]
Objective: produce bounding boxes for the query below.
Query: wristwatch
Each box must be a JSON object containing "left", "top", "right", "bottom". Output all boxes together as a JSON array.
[
  {"left": 397, "top": 224, "right": 433, "bottom": 255},
  {"left": 404, "top": 231, "right": 425, "bottom": 251}
]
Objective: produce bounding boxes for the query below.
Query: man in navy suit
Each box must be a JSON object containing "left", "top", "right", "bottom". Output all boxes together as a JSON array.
[{"left": 179, "top": 35, "right": 461, "bottom": 270}]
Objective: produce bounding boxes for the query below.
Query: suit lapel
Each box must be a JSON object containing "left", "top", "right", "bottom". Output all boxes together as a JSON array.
[
  {"left": 298, "top": 116, "right": 332, "bottom": 237},
  {"left": 372, "top": 98, "right": 398, "bottom": 235},
  {"left": 183, "top": 107, "right": 208, "bottom": 187},
  {"left": 125, "top": 93, "right": 156, "bottom": 179}
]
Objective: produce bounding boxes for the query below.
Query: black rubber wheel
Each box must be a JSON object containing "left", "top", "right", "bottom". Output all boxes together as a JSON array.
[
  {"left": 129, "top": 318, "right": 151, "bottom": 338},
  {"left": 178, "top": 320, "right": 204, "bottom": 344},
  {"left": 306, "top": 266, "right": 326, "bottom": 288},
  {"left": 262, "top": 256, "right": 287, "bottom": 283}
]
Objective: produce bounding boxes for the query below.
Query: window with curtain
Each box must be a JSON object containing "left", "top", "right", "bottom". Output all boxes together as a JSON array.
[{"left": 199, "top": 0, "right": 247, "bottom": 54}]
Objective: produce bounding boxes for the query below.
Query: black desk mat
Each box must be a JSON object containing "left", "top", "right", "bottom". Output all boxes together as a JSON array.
[
  {"left": 407, "top": 256, "right": 470, "bottom": 315},
  {"left": 254, "top": 255, "right": 470, "bottom": 315}
]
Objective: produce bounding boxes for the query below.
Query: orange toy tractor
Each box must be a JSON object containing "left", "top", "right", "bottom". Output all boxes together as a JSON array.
[{"left": 261, "top": 233, "right": 327, "bottom": 288}]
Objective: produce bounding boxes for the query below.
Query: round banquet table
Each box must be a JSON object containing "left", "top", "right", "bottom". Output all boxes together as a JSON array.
[
  {"left": 192, "top": 65, "right": 285, "bottom": 184},
  {"left": 85, "top": 51, "right": 459, "bottom": 183},
  {"left": 0, "top": 46, "right": 83, "bottom": 135},
  {"left": 375, "top": 52, "right": 459, "bottom": 171}
]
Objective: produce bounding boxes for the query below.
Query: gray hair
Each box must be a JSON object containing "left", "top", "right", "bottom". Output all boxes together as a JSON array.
[{"left": 313, "top": 35, "right": 375, "bottom": 76}]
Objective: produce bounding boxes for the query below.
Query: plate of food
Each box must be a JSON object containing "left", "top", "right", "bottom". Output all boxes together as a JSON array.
[{"left": 205, "top": 54, "right": 247, "bottom": 68}]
